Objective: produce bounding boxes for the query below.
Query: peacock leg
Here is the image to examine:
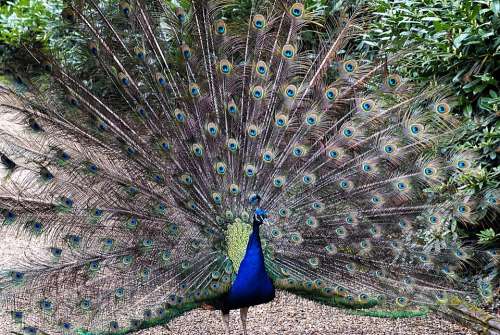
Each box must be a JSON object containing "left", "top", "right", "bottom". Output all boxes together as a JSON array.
[
  {"left": 221, "top": 311, "right": 230, "bottom": 335},
  {"left": 240, "top": 307, "right": 249, "bottom": 335}
]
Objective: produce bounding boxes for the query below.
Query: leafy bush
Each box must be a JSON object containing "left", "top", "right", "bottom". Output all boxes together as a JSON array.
[
  {"left": 361, "top": 0, "right": 499, "bottom": 244},
  {"left": 0, "top": 0, "right": 63, "bottom": 45}
]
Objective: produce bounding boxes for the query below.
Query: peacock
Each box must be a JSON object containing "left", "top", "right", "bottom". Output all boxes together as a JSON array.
[{"left": 0, "top": 1, "right": 498, "bottom": 334}]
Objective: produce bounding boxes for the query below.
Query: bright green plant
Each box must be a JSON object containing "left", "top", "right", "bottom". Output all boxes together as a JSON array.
[
  {"left": 360, "top": 0, "right": 499, "bottom": 243},
  {"left": 477, "top": 228, "right": 499, "bottom": 245},
  {"left": 0, "top": 0, "right": 63, "bottom": 45},
  {"left": 362, "top": 0, "right": 499, "bottom": 161}
]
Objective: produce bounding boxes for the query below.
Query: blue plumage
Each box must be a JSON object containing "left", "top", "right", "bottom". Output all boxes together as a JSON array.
[{"left": 223, "top": 211, "right": 275, "bottom": 313}]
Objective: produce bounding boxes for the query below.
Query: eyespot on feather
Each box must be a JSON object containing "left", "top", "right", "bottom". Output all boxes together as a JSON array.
[
  {"left": 281, "top": 44, "right": 296, "bottom": 59},
  {"left": 253, "top": 14, "right": 267, "bottom": 29},
  {"left": 290, "top": 3, "right": 305, "bottom": 18},
  {"left": 214, "top": 20, "right": 227, "bottom": 35}
]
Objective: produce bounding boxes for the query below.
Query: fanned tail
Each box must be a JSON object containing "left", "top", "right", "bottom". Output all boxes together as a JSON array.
[{"left": 0, "top": 1, "right": 498, "bottom": 335}]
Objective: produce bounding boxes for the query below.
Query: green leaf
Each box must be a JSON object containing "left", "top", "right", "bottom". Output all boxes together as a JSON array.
[
  {"left": 492, "top": 0, "right": 500, "bottom": 16},
  {"left": 421, "top": 17, "right": 441, "bottom": 22},
  {"left": 453, "top": 33, "right": 469, "bottom": 48}
]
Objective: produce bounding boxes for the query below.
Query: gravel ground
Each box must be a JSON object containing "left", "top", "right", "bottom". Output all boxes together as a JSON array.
[{"left": 135, "top": 291, "right": 475, "bottom": 335}]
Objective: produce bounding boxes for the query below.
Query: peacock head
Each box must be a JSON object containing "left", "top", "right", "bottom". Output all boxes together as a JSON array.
[
  {"left": 253, "top": 208, "right": 268, "bottom": 226},
  {"left": 249, "top": 194, "right": 267, "bottom": 225}
]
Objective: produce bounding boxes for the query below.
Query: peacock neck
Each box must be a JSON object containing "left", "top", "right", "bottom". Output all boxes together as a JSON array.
[
  {"left": 249, "top": 222, "right": 264, "bottom": 257},
  {"left": 251, "top": 221, "right": 261, "bottom": 238}
]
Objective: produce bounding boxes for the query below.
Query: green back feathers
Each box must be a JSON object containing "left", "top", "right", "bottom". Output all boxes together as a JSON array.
[{"left": 226, "top": 218, "right": 252, "bottom": 273}]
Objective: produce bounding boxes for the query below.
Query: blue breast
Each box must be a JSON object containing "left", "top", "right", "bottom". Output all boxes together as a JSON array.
[{"left": 224, "top": 224, "right": 275, "bottom": 311}]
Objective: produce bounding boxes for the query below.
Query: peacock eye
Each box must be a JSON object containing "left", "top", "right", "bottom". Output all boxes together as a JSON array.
[
  {"left": 423, "top": 167, "right": 435, "bottom": 176},
  {"left": 64, "top": 197, "right": 74, "bottom": 207},
  {"left": 278, "top": 208, "right": 289, "bottom": 217},
  {"left": 335, "top": 227, "right": 346, "bottom": 237},
  {"left": 207, "top": 122, "right": 219, "bottom": 136},
  {"left": 253, "top": 14, "right": 266, "bottom": 29},
  {"left": 245, "top": 164, "right": 257, "bottom": 177},
  {"left": 290, "top": 3, "right": 304, "bottom": 18},
  {"left": 282, "top": 44, "right": 296, "bottom": 59},
  {"left": 384, "top": 145, "right": 394, "bottom": 153},
  {"left": 325, "top": 87, "right": 338, "bottom": 101},
  {"left": 273, "top": 176, "right": 285, "bottom": 187},
  {"left": 40, "top": 299, "right": 53, "bottom": 312},
  {"left": 275, "top": 114, "right": 288, "bottom": 127},
  {"left": 190, "top": 84, "right": 200, "bottom": 97},
  {"left": 175, "top": 7, "right": 186, "bottom": 23},
  {"left": 161, "top": 142, "right": 171, "bottom": 151},
  {"left": 119, "top": 1, "right": 130, "bottom": 16},
  {"left": 229, "top": 184, "right": 240, "bottom": 195},
  {"left": 227, "top": 139, "right": 239, "bottom": 152},
  {"left": 284, "top": 84, "right": 297, "bottom": 98},
  {"left": 342, "top": 60, "right": 358, "bottom": 74},
  {"left": 119, "top": 73, "right": 130, "bottom": 86},
  {"left": 292, "top": 145, "right": 306, "bottom": 157},
  {"left": 51, "top": 248, "right": 62, "bottom": 257},
  {"left": 410, "top": 124, "right": 423, "bottom": 135},
  {"left": 220, "top": 60, "right": 232, "bottom": 74},
  {"left": 360, "top": 100, "right": 374, "bottom": 112},
  {"left": 252, "top": 86, "right": 264, "bottom": 100},
  {"left": 397, "top": 182, "right": 406, "bottom": 190},
  {"left": 180, "top": 173, "right": 193, "bottom": 185},
  {"left": 191, "top": 144, "right": 204, "bottom": 157},
  {"left": 181, "top": 44, "right": 192, "bottom": 59},
  {"left": 435, "top": 102, "right": 450, "bottom": 114},
  {"left": 362, "top": 163, "right": 371, "bottom": 172},
  {"left": 136, "top": 106, "right": 146, "bottom": 118},
  {"left": 215, "top": 162, "right": 227, "bottom": 175},
  {"left": 174, "top": 109, "right": 186, "bottom": 122},
  {"left": 152, "top": 174, "right": 162, "bottom": 183},
  {"left": 69, "top": 96, "right": 79, "bottom": 106},
  {"left": 156, "top": 73, "right": 167, "bottom": 86},
  {"left": 143, "top": 239, "right": 154, "bottom": 247},
  {"left": 343, "top": 127, "right": 354, "bottom": 137},
  {"left": 386, "top": 74, "right": 401, "bottom": 88},
  {"left": 305, "top": 113, "right": 318, "bottom": 126},
  {"left": 89, "top": 42, "right": 98, "bottom": 55},
  {"left": 212, "top": 193, "right": 222, "bottom": 205},
  {"left": 302, "top": 174, "right": 315, "bottom": 185},
  {"left": 329, "top": 150, "right": 338, "bottom": 158},
  {"left": 215, "top": 20, "right": 226, "bottom": 35},
  {"left": 243, "top": 124, "right": 258, "bottom": 138},
  {"left": 262, "top": 151, "right": 273, "bottom": 162},
  {"left": 228, "top": 104, "right": 238, "bottom": 114}
]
